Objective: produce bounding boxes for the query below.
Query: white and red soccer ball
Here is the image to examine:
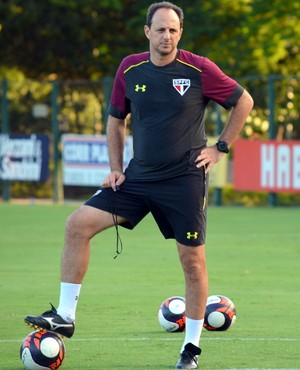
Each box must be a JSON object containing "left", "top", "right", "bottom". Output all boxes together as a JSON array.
[
  {"left": 158, "top": 294, "right": 236, "bottom": 333},
  {"left": 20, "top": 330, "right": 65, "bottom": 370},
  {"left": 158, "top": 296, "right": 186, "bottom": 332},
  {"left": 204, "top": 295, "right": 236, "bottom": 331}
]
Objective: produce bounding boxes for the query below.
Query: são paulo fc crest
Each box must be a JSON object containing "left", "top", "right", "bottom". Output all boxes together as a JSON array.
[{"left": 173, "top": 79, "right": 191, "bottom": 96}]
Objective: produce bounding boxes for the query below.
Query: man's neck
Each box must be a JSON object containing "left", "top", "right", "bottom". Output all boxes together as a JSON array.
[{"left": 150, "top": 49, "right": 178, "bottom": 67}]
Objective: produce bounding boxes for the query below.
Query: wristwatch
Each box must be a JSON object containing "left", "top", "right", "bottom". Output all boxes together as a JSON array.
[{"left": 216, "top": 140, "right": 229, "bottom": 154}]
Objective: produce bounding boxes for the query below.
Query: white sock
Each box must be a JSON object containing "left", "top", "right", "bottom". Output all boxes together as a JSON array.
[
  {"left": 181, "top": 318, "right": 204, "bottom": 353},
  {"left": 57, "top": 282, "right": 81, "bottom": 323}
]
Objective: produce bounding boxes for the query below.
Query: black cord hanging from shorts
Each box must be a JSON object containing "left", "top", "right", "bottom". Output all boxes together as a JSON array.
[
  {"left": 105, "top": 187, "right": 123, "bottom": 259},
  {"left": 112, "top": 211, "right": 123, "bottom": 259}
]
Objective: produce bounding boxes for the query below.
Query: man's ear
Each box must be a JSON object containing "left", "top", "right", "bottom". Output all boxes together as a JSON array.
[
  {"left": 179, "top": 27, "right": 183, "bottom": 41},
  {"left": 144, "top": 25, "right": 150, "bottom": 40}
]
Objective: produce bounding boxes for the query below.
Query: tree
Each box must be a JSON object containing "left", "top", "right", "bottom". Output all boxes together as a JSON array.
[
  {"left": 1, "top": 0, "right": 300, "bottom": 140},
  {"left": 1, "top": 0, "right": 300, "bottom": 80},
  {"left": 0, "top": 0, "right": 143, "bottom": 79}
]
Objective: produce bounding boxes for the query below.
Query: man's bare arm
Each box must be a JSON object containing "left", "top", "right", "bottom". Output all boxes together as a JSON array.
[
  {"left": 219, "top": 90, "right": 254, "bottom": 146},
  {"left": 102, "top": 115, "right": 127, "bottom": 190},
  {"left": 196, "top": 90, "right": 254, "bottom": 173}
]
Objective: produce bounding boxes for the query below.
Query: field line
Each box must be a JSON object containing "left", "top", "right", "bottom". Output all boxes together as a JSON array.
[
  {"left": 2, "top": 337, "right": 300, "bottom": 343},
  {"left": 72, "top": 337, "right": 300, "bottom": 342}
]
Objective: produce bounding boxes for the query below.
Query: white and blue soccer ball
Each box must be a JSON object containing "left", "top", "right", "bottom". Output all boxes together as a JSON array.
[
  {"left": 204, "top": 295, "right": 236, "bottom": 331},
  {"left": 158, "top": 296, "right": 186, "bottom": 332},
  {"left": 20, "top": 330, "right": 65, "bottom": 369}
]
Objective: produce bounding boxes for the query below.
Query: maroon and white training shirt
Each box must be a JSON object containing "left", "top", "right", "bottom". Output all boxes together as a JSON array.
[{"left": 108, "top": 49, "right": 244, "bottom": 181}]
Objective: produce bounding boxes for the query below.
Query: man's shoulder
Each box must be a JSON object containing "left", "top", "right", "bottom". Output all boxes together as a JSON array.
[
  {"left": 177, "top": 50, "right": 211, "bottom": 71},
  {"left": 120, "top": 52, "right": 150, "bottom": 72}
]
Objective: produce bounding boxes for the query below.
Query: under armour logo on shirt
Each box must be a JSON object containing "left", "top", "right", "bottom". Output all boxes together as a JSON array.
[{"left": 135, "top": 84, "right": 146, "bottom": 92}]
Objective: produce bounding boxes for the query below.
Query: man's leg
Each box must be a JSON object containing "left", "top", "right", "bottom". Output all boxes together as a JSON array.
[
  {"left": 57, "top": 205, "right": 126, "bottom": 322},
  {"left": 175, "top": 242, "right": 208, "bottom": 369},
  {"left": 24, "top": 204, "right": 127, "bottom": 337},
  {"left": 61, "top": 205, "right": 125, "bottom": 283}
]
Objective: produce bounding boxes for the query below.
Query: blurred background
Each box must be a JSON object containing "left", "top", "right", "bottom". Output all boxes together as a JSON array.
[{"left": 0, "top": 0, "right": 300, "bottom": 205}]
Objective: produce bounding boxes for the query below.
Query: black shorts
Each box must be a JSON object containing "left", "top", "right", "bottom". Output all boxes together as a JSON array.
[{"left": 85, "top": 171, "right": 208, "bottom": 246}]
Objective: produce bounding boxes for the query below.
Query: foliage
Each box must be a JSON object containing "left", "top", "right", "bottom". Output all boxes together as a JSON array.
[
  {"left": 1, "top": 0, "right": 300, "bottom": 80},
  {"left": 1, "top": 69, "right": 53, "bottom": 134},
  {"left": 58, "top": 81, "right": 105, "bottom": 135},
  {"left": 208, "top": 185, "right": 300, "bottom": 207},
  {"left": 245, "top": 1, "right": 300, "bottom": 76},
  {"left": 0, "top": 0, "right": 136, "bottom": 79}
]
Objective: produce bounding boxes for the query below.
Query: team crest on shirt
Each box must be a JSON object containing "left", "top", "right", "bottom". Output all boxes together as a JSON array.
[{"left": 173, "top": 79, "right": 191, "bottom": 96}]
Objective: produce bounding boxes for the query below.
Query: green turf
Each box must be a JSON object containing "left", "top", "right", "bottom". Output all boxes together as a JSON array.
[{"left": 0, "top": 203, "right": 299, "bottom": 369}]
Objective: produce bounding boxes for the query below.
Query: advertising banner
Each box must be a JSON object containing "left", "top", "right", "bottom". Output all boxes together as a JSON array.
[
  {"left": 234, "top": 139, "right": 300, "bottom": 193},
  {"left": 0, "top": 134, "right": 49, "bottom": 181},
  {"left": 62, "top": 134, "right": 133, "bottom": 186}
]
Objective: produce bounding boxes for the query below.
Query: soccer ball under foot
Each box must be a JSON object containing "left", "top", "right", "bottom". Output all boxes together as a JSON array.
[{"left": 20, "top": 330, "right": 65, "bottom": 369}]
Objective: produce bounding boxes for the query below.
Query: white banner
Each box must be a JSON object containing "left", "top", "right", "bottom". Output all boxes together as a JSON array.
[
  {"left": 0, "top": 134, "right": 49, "bottom": 181},
  {"left": 62, "top": 134, "right": 133, "bottom": 186}
]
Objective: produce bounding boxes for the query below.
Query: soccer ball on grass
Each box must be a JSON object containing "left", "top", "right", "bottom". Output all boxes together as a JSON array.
[
  {"left": 20, "top": 330, "right": 65, "bottom": 369},
  {"left": 204, "top": 295, "right": 236, "bottom": 331},
  {"left": 158, "top": 296, "right": 186, "bottom": 332}
]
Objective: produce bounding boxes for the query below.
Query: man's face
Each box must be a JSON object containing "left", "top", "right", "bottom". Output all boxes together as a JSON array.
[{"left": 145, "top": 8, "right": 182, "bottom": 57}]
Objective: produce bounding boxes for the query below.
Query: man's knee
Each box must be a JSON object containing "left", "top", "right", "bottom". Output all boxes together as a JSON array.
[
  {"left": 177, "top": 244, "right": 207, "bottom": 276},
  {"left": 65, "top": 206, "right": 98, "bottom": 240},
  {"left": 65, "top": 208, "right": 86, "bottom": 240},
  {"left": 65, "top": 205, "right": 121, "bottom": 241}
]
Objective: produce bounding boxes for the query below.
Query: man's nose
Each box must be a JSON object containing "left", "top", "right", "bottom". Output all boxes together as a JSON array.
[{"left": 163, "top": 30, "right": 171, "bottom": 39}]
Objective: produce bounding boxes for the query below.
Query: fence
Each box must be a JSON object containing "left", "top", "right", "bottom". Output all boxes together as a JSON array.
[{"left": 1, "top": 74, "right": 300, "bottom": 205}]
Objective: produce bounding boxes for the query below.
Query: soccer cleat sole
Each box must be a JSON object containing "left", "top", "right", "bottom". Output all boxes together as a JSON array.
[{"left": 24, "top": 321, "right": 67, "bottom": 340}]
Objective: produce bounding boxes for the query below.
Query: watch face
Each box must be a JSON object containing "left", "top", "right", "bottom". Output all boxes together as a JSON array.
[{"left": 217, "top": 141, "right": 229, "bottom": 153}]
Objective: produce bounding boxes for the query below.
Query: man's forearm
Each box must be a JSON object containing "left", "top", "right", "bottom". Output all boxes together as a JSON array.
[
  {"left": 106, "top": 115, "right": 126, "bottom": 172},
  {"left": 220, "top": 90, "right": 254, "bottom": 146}
]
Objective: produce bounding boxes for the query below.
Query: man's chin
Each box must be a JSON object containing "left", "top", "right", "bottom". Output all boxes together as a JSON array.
[{"left": 158, "top": 47, "right": 174, "bottom": 56}]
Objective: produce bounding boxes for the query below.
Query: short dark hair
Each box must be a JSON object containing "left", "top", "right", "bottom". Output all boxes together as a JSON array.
[{"left": 146, "top": 2, "right": 184, "bottom": 28}]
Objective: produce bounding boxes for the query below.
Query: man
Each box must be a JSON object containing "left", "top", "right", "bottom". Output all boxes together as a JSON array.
[{"left": 25, "top": 2, "right": 253, "bottom": 369}]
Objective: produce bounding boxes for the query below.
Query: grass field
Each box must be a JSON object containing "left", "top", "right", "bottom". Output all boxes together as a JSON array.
[{"left": 0, "top": 203, "right": 300, "bottom": 369}]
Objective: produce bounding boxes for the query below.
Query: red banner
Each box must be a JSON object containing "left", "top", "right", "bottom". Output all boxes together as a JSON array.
[{"left": 234, "top": 140, "right": 300, "bottom": 193}]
